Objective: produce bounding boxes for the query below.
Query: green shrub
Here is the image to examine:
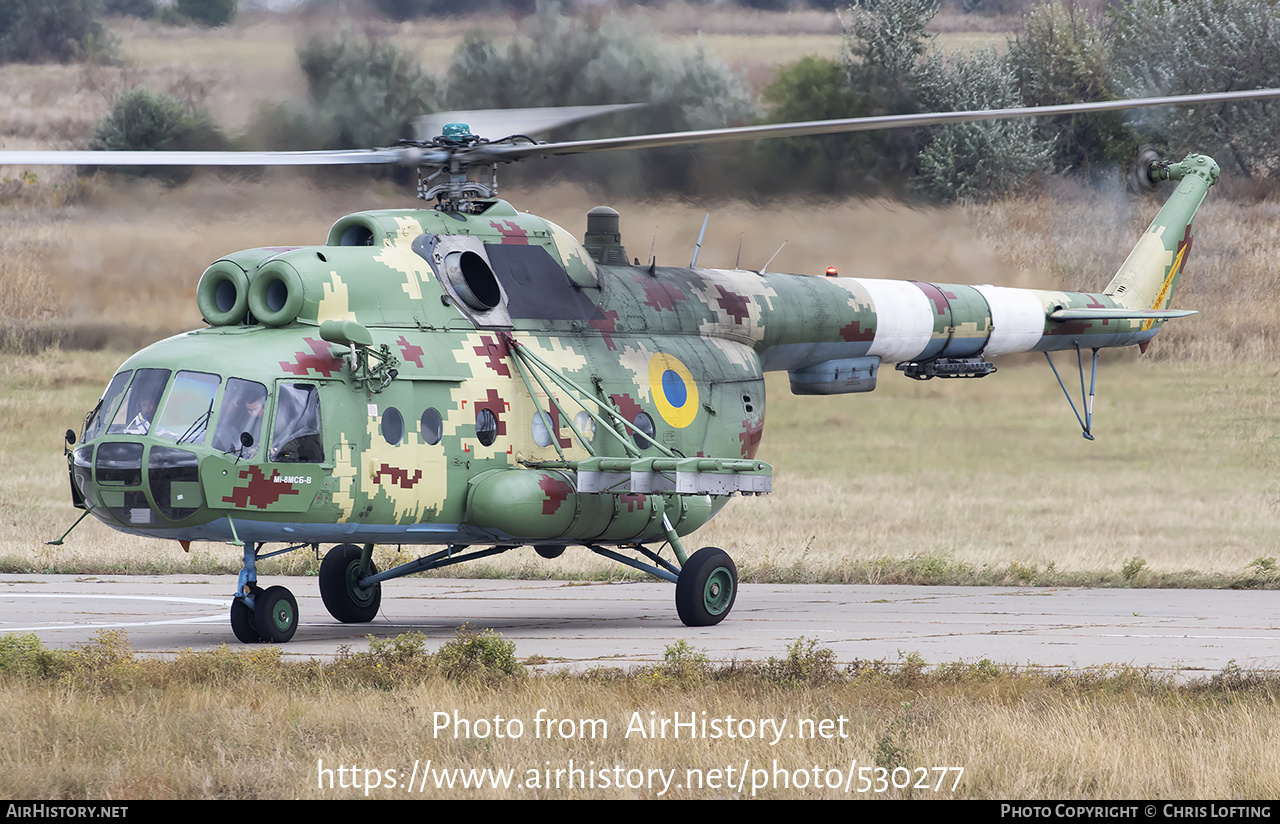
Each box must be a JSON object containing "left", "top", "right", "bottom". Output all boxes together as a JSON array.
[
  {"left": 91, "top": 87, "right": 233, "bottom": 181},
  {"left": 435, "top": 625, "right": 525, "bottom": 681},
  {"left": 0, "top": 0, "right": 115, "bottom": 64},
  {"left": 93, "top": 88, "right": 186, "bottom": 152},
  {"left": 762, "top": 637, "right": 843, "bottom": 687},
  {"left": 845, "top": 0, "right": 936, "bottom": 124},
  {"left": 756, "top": 0, "right": 937, "bottom": 194},
  {"left": 764, "top": 56, "right": 860, "bottom": 126},
  {"left": 761, "top": 56, "right": 877, "bottom": 192},
  {"left": 915, "top": 48, "right": 1053, "bottom": 201},
  {"left": 1113, "top": 0, "right": 1280, "bottom": 177},
  {"left": 0, "top": 633, "right": 67, "bottom": 679},
  {"left": 843, "top": 0, "right": 1051, "bottom": 200},
  {"left": 874, "top": 701, "right": 915, "bottom": 770},
  {"left": 443, "top": 6, "right": 752, "bottom": 193},
  {"left": 1006, "top": 1, "right": 1134, "bottom": 175},
  {"left": 654, "top": 639, "right": 712, "bottom": 684},
  {"left": 288, "top": 30, "right": 439, "bottom": 150},
  {"left": 841, "top": 0, "right": 939, "bottom": 189}
]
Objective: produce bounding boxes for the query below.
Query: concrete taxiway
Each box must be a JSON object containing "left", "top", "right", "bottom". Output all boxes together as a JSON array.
[{"left": 3, "top": 574, "right": 1278, "bottom": 673}]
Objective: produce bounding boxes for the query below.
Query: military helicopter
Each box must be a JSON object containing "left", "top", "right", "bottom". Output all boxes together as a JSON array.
[{"left": 8, "top": 88, "right": 1279, "bottom": 643}]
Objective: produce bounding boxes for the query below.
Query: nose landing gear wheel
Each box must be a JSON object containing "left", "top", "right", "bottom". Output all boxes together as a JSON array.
[
  {"left": 319, "top": 543, "right": 382, "bottom": 623},
  {"left": 229, "top": 585, "right": 262, "bottom": 644},
  {"left": 675, "top": 546, "right": 738, "bottom": 627},
  {"left": 254, "top": 585, "right": 298, "bottom": 643}
]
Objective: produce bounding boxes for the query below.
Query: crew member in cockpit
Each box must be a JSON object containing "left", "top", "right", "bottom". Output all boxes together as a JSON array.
[
  {"left": 213, "top": 379, "right": 268, "bottom": 458},
  {"left": 122, "top": 397, "right": 157, "bottom": 435}
]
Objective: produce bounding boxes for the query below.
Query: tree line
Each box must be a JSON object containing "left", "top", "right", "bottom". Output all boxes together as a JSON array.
[{"left": 16, "top": 0, "right": 1280, "bottom": 199}]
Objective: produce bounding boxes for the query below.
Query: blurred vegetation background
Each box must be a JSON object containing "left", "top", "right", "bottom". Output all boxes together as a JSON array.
[{"left": 3, "top": 0, "right": 1277, "bottom": 200}]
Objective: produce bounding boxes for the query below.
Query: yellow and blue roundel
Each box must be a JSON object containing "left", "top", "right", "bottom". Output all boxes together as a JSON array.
[{"left": 649, "top": 352, "right": 699, "bottom": 429}]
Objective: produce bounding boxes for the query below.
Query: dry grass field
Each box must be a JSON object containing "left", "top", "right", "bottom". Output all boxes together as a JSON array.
[
  {"left": 2, "top": 6, "right": 1279, "bottom": 801},
  {"left": 2, "top": 630, "right": 1279, "bottom": 799}
]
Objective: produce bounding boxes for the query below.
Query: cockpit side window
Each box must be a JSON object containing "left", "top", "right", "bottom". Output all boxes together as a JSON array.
[
  {"left": 84, "top": 370, "right": 132, "bottom": 441},
  {"left": 153, "top": 371, "right": 220, "bottom": 445},
  {"left": 108, "top": 369, "right": 171, "bottom": 435},
  {"left": 271, "top": 383, "right": 323, "bottom": 463},
  {"left": 212, "top": 378, "right": 268, "bottom": 459}
]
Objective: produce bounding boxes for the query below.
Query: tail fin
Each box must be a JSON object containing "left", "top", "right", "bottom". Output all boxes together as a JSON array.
[{"left": 1104, "top": 153, "right": 1219, "bottom": 314}]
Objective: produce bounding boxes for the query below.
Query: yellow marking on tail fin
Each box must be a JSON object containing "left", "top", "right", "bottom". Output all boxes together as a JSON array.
[{"left": 1141, "top": 243, "right": 1188, "bottom": 331}]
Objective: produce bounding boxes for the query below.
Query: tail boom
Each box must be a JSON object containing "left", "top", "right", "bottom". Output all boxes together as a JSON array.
[{"left": 753, "top": 154, "right": 1216, "bottom": 380}]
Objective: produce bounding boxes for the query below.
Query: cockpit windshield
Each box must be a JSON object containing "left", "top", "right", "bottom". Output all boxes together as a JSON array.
[
  {"left": 153, "top": 371, "right": 220, "bottom": 445},
  {"left": 212, "top": 378, "right": 268, "bottom": 458},
  {"left": 271, "top": 383, "right": 324, "bottom": 463},
  {"left": 108, "top": 369, "right": 171, "bottom": 436},
  {"left": 83, "top": 370, "right": 324, "bottom": 467},
  {"left": 84, "top": 370, "right": 132, "bottom": 441}
]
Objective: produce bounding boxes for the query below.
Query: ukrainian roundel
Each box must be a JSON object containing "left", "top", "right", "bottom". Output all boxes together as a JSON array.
[{"left": 649, "top": 352, "right": 699, "bottom": 428}]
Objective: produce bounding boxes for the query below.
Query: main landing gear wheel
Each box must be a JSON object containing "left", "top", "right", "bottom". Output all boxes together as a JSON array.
[
  {"left": 229, "top": 584, "right": 262, "bottom": 644},
  {"left": 675, "top": 547, "right": 738, "bottom": 627},
  {"left": 319, "top": 543, "right": 382, "bottom": 623},
  {"left": 255, "top": 585, "right": 298, "bottom": 643}
]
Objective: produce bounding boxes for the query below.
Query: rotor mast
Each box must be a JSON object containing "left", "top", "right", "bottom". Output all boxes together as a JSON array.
[{"left": 415, "top": 123, "right": 505, "bottom": 210}]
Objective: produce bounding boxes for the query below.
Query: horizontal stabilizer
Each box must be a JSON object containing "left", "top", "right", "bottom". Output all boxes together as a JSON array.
[{"left": 1048, "top": 308, "right": 1197, "bottom": 321}]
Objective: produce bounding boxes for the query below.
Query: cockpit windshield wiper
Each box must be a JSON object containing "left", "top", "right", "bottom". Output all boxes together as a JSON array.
[
  {"left": 82, "top": 397, "right": 105, "bottom": 440},
  {"left": 176, "top": 402, "right": 214, "bottom": 445}
]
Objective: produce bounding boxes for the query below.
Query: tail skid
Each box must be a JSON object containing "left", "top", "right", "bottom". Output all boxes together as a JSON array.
[{"left": 1045, "top": 344, "right": 1101, "bottom": 441}]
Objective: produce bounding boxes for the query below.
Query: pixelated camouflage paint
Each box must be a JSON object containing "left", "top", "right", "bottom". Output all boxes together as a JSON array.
[{"left": 69, "top": 155, "right": 1217, "bottom": 548}]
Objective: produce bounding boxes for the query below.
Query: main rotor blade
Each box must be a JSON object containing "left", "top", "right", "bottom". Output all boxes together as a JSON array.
[
  {"left": 4, "top": 88, "right": 1276, "bottom": 171},
  {"left": 476, "top": 88, "right": 1280, "bottom": 161},
  {"left": 411, "top": 103, "right": 644, "bottom": 142},
  {"left": 0, "top": 147, "right": 438, "bottom": 167}
]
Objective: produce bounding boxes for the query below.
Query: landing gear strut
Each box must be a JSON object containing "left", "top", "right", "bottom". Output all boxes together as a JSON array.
[
  {"left": 224, "top": 534, "right": 741, "bottom": 641},
  {"left": 229, "top": 540, "right": 300, "bottom": 644},
  {"left": 589, "top": 530, "right": 741, "bottom": 626}
]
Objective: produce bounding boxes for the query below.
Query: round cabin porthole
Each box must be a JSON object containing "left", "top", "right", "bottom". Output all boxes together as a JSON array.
[
  {"left": 574, "top": 411, "right": 595, "bottom": 446},
  {"left": 531, "top": 411, "right": 553, "bottom": 448},
  {"left": 420, "top": 408, "right": 442, "bottom": 445},
  {"left": 476, "top": 408, "right": 498, "bottom": 447},
  {"left": 381, "top": 407, "right": 404, "bottom": 445},
  {"left": 632, "top": 411, "right": 655, "bottom": 450}
]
